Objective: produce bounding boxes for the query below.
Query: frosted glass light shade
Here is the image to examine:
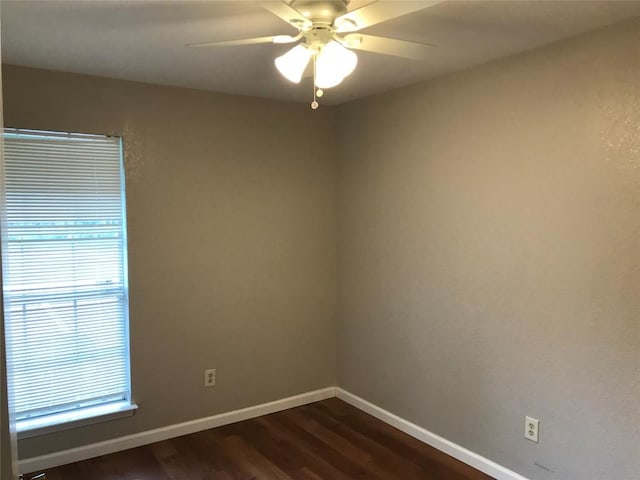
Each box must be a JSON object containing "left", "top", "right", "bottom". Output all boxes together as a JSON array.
[
  {"left": 315, "top": 40, "right": 358, "bottom": 89},
  {"left": 275, "top": 44, "right": 313, "bottom": 83},
  {"left": 315, "top": 60, "right": 343, "bottom": 89}
]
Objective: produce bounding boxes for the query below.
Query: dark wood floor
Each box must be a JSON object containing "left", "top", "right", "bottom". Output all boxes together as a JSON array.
[{"left": 27, "top": 398, "right": 494, "bottom": 480}]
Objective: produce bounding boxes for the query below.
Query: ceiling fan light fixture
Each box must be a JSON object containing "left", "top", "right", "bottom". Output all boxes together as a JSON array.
[
  {"left": 315, "top": 66, "right": 343, "bottom": 89},
  {"left": 275, "top": 44, "right": 313, "bottom": 83},
  {"left": 314, "top": 40, "right": 358, "bottom": 89}
]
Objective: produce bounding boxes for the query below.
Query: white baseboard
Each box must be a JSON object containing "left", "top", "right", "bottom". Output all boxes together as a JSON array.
[
  {"left": 336, "top": 388, "right": 529, "bottom": 480},
  {"left": 21, "top": 386, "right": 527, "bottom": 480},
  {"left": 19, "top": 386, "right": 336, "bottom": 474}
]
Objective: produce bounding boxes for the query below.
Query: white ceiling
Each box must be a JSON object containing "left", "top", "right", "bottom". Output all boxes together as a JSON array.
[{"left": 2, "top": 0, "right": 640, "bottom": 105}]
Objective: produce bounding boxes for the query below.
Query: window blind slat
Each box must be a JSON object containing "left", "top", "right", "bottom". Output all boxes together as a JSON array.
[{"left": 3, "top": 129, "right": 131, "bottom": 424}]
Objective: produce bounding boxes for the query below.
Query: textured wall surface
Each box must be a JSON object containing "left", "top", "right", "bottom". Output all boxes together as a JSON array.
[
  {"left": 336, "top": 19, "right": 639, "bottom": 480},
  {"left": 3, "top": 65, "right": 338, "bottom": 458}
]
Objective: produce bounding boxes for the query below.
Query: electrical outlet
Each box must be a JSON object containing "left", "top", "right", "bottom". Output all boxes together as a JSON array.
[
  {"left": 204, "top": 368, "right": 216, "bottom": 387},
  {"left": 525, "top": 416, "right": 539, "bottom": 443}
]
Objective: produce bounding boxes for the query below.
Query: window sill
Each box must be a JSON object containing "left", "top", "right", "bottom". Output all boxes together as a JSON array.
[{"left": 17, "top": 402, "right": 138, "bottom": 439}]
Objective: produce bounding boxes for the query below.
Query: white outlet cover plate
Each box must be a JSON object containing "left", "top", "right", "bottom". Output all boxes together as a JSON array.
[
  {"left": 525, "top": 416, "right": 539, "bottom": 443},
  {"left": 204, "top": 368, "right": 216, "bottom": 387}
]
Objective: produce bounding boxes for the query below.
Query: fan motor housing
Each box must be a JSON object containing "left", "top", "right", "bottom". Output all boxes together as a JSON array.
[{"left": 291, "top": 0, "right": 349, "bottom": 24}]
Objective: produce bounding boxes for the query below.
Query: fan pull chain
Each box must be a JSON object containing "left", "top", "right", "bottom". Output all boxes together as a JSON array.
[{"left": 311, "top": 56, "right": 319, "bottom": 110}]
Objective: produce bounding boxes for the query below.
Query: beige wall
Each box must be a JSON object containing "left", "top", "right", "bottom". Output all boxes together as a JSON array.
[
  {"left": 0, "top": 18, "right": 19, "bottom": 476},
  {"left": 2, "top": 65, "right": 338, "bottom": 458},
  {"left": 336, "top": 18, "right": 639, "bottom": 480}
]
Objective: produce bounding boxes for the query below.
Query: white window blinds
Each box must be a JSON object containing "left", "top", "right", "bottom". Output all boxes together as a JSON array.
[{"left": 2, "top": 129, "right": 131, "bottom": 426}]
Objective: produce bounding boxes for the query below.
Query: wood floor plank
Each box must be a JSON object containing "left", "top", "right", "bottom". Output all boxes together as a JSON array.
[
  {"left": 182, "top": 432, "right": 242, "bottom": 480},
  {"left": 226, "top": 415, "right": 308, "bottom": 476},
  {"left": 254, "top": 415, "right": 357, "bottom": 480},
  {"left": 314, "top": 398, "right": 485, "bottom": 479},
  {"left": 221, "top": 434, "right": 290, "bottom": 480},
  {"left": 274, "top": 408, "right": 385, "bottom": 480},
  {"left": 26, "top": 399, "right": 495, "bottom": 480},
  {"left": 301, "top": 403, "right": 426, "bottom": 479}
]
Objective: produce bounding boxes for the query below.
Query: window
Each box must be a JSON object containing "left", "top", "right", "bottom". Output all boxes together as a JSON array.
[{"left": 2, "top": 129, "right": 135, "bottom": 436}]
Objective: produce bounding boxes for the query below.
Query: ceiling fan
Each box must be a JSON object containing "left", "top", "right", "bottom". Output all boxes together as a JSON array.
[{"left": 188, "top": 0, "right": 441, "bottom": 108}]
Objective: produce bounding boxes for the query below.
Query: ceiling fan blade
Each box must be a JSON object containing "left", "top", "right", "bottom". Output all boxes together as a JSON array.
[
  {"left": 335, "top": 0, "right": 444, "bottom": 32},
  {"left": 260, "top": 1, "right": 312, "bottom": 30},
  {"left": 187, "top": 33, "right": 301, "bottom": 48},
  {"left": 341, "top": 33, "right": 436, "bottom": 59}
]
